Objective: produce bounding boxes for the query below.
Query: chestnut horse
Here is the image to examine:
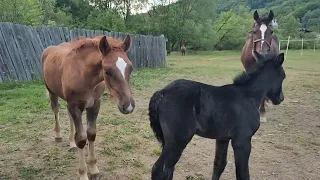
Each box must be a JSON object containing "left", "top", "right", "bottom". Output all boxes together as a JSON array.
[
  {"left": 181, "top": 44, "right": 186, "bottom": 56},
  {"left": 41, "top": 35, "right": 135, "bottom": 180},
  {"left": 241, "top": 10, "right": 279, "bottom": 122}
]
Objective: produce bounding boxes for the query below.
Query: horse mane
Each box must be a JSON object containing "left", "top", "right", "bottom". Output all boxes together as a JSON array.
[
  {"left": 233, "top": 54, "right": 277, "bottom": 85},
  {"left": 67, "top": 36, "right": 124, "bottom": 52}
]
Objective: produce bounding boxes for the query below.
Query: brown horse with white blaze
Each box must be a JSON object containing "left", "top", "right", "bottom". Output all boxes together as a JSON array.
[
  {"left": 241, "top": 10, "right": 280, "bottom": 122},
  {"left": 41, "top": 35, "right": 135, "bottom": 180}
]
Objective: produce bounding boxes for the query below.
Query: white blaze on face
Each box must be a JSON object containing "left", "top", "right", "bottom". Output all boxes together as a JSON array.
[
  {"left": 116, "top": 57, "right": 127, "bottom": 81},
  {"left": 260, "top": 24, "right": 267, "bottom": 49},
  {"left": 126, "top": 103, "right": 134, "bottom": 113}
]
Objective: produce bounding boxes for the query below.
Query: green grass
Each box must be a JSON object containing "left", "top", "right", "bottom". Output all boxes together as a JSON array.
[{"left": 0, "top": 50, "right": 320, "bottom": 179}]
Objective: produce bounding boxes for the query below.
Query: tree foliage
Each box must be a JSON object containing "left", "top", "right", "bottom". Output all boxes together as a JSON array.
[{"left": 0, "top": 0, "right": 319, "bottom": 51}]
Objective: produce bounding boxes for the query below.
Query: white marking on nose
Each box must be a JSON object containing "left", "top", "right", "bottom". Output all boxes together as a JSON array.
[
  {"left": 260, "top": 24, "right": 267, "bottom": 49},
  {"left": 126, "top": 103, "right": 134, "bottom": 113},
  {"left": 116, "top": 57, "right": 127, "bottom": 80}
]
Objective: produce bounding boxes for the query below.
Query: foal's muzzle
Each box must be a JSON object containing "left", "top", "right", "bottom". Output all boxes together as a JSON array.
[{"left": 271, "top": 93, "right": 284, "bottom": 105}]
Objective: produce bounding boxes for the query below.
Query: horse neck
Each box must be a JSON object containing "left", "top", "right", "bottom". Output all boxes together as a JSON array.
[
  {"left": 246, "top": 67, "right": 275, "bottom": 106},
  {"left": 241, "top": 36, "right": 256, "bottom": 69}
]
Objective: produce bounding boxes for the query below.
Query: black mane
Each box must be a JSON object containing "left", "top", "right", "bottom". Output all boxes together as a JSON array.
[{"left": 233, "top": 54, "right": 277, "bottom": 85}]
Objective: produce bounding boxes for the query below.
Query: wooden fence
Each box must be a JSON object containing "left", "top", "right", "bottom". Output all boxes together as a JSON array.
[{"left": 0, "top": 22, "right": 166, "bottom": 83}]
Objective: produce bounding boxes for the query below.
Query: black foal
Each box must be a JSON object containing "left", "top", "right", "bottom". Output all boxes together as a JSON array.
[{"left": 148, "top": 51, "right": 286, "bottom": 180}]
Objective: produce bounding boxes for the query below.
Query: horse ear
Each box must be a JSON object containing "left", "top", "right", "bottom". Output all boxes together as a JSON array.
[
  {"left": 122, "top": 34, "right": 131, "bottom": 53},
  {"left": 268, "top": 10, "right": 274, "bottom": 21},
  {"left": 276, "top": 53, "right": 284, "bottom": 66},
  {"left": 99, "top": 36, "right": 111, "bottom": 56},
  {"left": 253, "top": 10, "right": 259, "bottom": 22}
]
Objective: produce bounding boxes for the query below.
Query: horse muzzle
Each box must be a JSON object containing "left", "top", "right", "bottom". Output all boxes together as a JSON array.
[{"left": 118, "top": 98, "right": 135, "bottom": 114}]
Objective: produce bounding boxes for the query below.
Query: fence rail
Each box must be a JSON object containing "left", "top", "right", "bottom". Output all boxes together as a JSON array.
[{"left": 0, "top": 22, "right": 166, "bottom": 83}]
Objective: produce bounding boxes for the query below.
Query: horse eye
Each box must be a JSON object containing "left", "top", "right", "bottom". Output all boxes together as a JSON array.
[{"left": 105, "top": 70, "right": 112, "bottom": 76}]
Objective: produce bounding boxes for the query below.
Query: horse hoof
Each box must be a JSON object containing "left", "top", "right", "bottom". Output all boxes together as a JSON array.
[
  {"left": 68, "top": 146, "right": 78, "bottom": 152},
  {"left": 55, "top": 137, "right": 62, "bottom": 142},
  {"left": 89, "top": 174, "right": 100, "bottom": 180}
]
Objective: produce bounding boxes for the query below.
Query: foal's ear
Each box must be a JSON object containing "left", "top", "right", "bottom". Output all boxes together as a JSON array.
[
  {"left": 276, "top": 53, "right": 284, "bottom": 66},
  {"left": 268, "top": 10, "right": 274, "bottom": 21},
  {"left": 253, "top": 10, "right": 259, "bottom": 22},
  {"left": 122, "top": 34, "right": 131, "bottom": 53},
  {"left": 99, "top": 36, "right": 111, "bottom": 56}
]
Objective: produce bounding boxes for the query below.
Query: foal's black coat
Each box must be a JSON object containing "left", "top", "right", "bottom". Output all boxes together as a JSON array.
[{"left": 148, "top": 52, "right": 286, "bottom": 180}]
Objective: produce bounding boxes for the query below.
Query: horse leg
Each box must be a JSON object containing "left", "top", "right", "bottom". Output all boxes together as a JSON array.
[
  {"left": 156, "top": 142, "right": 187, "bottom": 180},
  {"left": 49, "top": 92, "right": 62, "bottom": 142},
  {"left": 86, "top": 100, "right": 101, "bottom": 179},
  {"left": 68, "top": 104, "right": 88, "bottom": 180},
  {"left": 231, "top": 138, "right": 251, "bottom": 180},
  {"left": 68, "top": 112, "right": 77, "bottom": 152},
  {"left": 212, "top": 140, "right": 230, "bottom": 180},
  {"left": 152, "top": 132, "right": 193, "bottom": 179},
  {"left": 259, "top": 100, "right": 267, "bottom": 123},
  {"left": 151, "top": 145, "right": 169, "bottom": 180}
]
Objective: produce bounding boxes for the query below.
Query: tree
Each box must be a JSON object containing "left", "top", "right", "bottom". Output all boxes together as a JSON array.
[
  {"left": 279, "top": 15, "right": 301, "bottom": 38},
  {"left": 86, "top": 9, "right": 126, "bottom": 31},
  {"left": 0, "top": 0, "right": 44, "bottom": 26}
]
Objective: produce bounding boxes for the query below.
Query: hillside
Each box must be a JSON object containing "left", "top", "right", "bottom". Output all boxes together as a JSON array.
[{"left": 0, "top": 0, "right": 319, "bottom": 51}]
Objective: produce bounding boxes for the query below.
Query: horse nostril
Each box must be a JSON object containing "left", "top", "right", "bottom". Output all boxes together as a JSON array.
[{"left": 122, "top": 105, "right": 126, "bottom": 111}]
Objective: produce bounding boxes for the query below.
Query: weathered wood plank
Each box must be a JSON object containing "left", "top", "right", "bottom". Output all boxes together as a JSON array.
[
  {"left": 135, "top": 35, "right": 141, "bottom": 68},
  {"left": 28, "top": 26, "right": 44, "bottom": 75},
  {"left": 80, "top": 29, "right": 86, "bottom": 37},
  {"left": 94, "top": 30, "right": 104, "bottom": 37},
  {"left": 1, "top": 23, "right": 27, "bottom": 80},
  {"left": 23, "top": 25, "right": 42, "bottom": 77},
  {"left": 0, "top": 52, "right": 7, "bottom": 82},
  {"left": 62, "top": 27, "right": 71, "bottom": 42},
  {"left": 70, "top": 28, "right": 77, "bottom": 41},
  {"left": 42, "top": 26, "right": 54, "bottom": 47},
  {"left": 36, "top": 26, "right": 47, "bottom": 48},
  {"left": 153, "top": 36, "right": 157, "bottom": 68},
  {"left": 11, "top": 23, "right": 33, "bottom": 80},
  {"left": 0, "top": 23, "right": 18, "bottom": 81},
  {"left": 13, "top": 24, "right": 39, "bottom": 79},
  {"left": 48, "top": 26, "right": 60, "bottom": 45},
  {"left": 57, "top": 27, "right": 66, "bottom": 42},
  {"left": 142, "top": 35, "right": 147, "bottom": 68},
  {"left": 87, "top": 30, "right": 95, "bottom": 38}
]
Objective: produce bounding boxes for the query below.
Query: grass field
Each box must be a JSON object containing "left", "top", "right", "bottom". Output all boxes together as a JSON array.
[{"left": 0, "top": 50, "right": 320, "bottom": 180}]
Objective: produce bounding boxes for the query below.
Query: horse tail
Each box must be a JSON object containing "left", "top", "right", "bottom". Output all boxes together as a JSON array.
[{"left": 148, "top": 90, "right": 165, "bottom": 147}]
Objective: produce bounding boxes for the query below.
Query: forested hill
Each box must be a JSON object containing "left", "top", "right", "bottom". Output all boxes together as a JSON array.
[
  {"left": 131, "top": 0, "right": 320, "bottom": 50},
  {"left": 0, "top": 0, "right": 319, "bottom": 51},
  {"left": 164, "top": 0, "right": 320, "bottom": 31}
]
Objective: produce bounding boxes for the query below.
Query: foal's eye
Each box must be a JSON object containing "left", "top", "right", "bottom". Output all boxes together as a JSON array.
[{"left": 105, "top": 70, "right": 112, "bottom": 76}]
